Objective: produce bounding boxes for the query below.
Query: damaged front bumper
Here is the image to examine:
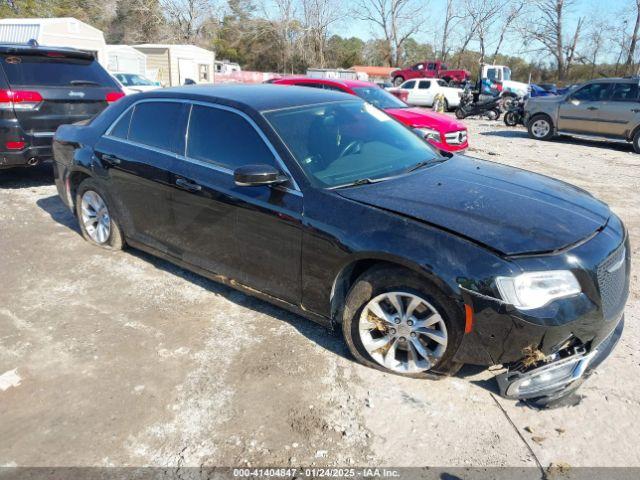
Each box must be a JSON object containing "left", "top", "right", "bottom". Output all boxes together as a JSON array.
[{"left": 496, "top": 316, "right": 623, "bottom": 405}]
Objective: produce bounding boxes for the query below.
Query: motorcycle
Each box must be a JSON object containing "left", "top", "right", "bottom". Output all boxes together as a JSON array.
[
  {"left": 455, "top": 87, "right": 502, "bottom": 121},
  {"left": 503, "top": 96, "right": 526, "bottom": 127}
]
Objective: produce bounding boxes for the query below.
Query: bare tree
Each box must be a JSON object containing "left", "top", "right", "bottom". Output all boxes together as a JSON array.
[
  {"left": 301, "top": 0, "right": 342, "bottom": 68},
  {"left": 162, "top": 0, "right": 213, "bottom": 42},
  {"left": 523, "top": 0, "right": 584, "bottom": 80},
  {"left": 439, "top": 0, "right": 463, "bottom": 62},
  {"left": 626, "top": 0, "right": 640, "bottom": 74},
  {"left": 491, "top": 1, "right": 525, "bottom": 62},
  {"left": 464, "top": 0, "right": 501, "bottom": 65},
  {"left": 354, "top": 0, "right": 424, "bottom": 66}
]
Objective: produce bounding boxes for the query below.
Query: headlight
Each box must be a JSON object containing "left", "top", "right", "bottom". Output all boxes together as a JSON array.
[
  {"left": 495, "top": 270, "right": 581, "bottom": 310},
  {"left": 413, "top": 127, "right": 441, "bottom": 143}
]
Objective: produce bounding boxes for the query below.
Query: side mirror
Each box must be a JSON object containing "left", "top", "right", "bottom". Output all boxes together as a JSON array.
[{"left": 234, "top": 164, "right": 288, "bottom": 187}]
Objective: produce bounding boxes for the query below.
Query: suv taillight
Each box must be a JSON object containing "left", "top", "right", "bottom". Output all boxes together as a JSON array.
[
  {"left": 0, "top": 89, "right": 44, "bottom": 110},
  {"left": 105, "top": 91, "right": 125, "bottom": 103}
]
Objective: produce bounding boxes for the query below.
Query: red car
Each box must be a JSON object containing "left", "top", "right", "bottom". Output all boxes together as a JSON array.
[
  {"left": 391, "top": 60, "right": 471, "bottom": 87},
  {"left": 270, "top": 77, "right": 469, "bottom": 153}
]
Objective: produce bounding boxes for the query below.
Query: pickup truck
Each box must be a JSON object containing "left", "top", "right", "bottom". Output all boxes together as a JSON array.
[{"left": 391, "top": 61, "right": 470, "bottom": 87}]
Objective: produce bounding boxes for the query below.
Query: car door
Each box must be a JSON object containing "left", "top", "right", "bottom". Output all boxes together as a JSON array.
[
  {"left": 416, "top": 80, "right": 434, "bottom": 106},
  {"left": 409, "top": 63, "right": 425, "bottom": 79},
  {"left": 94, "top": 100, "right": 187, "bottom": 253},
  {"left": 597, "top": 82, "right": 640, "bottom": 138},
  {"left": 167, "top": 102, "right": 303, "bottom": 304},
  {"left": 401, "top": 80, "right": 417, "bottom": 104},
  {"left": 557, "top": 82, "right": 613, "bottom": 134}
]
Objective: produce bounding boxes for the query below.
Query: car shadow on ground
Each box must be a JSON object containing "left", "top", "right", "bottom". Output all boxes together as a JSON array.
[
  {"left": 0, "top": 163, "right": 54, "bottom": 188},
  {"left": 480, "top": 129, "right": 634, "bottom": 153},
  {"left": 36, "top": 193, "right": 352, "bottom": 364}
]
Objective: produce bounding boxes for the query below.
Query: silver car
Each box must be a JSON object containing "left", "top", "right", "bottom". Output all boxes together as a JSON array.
[{"left": 524, "top": 77, "right": 640, "bottom": 153}]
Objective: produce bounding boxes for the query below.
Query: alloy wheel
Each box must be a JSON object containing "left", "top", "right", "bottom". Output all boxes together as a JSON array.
[
  {"left": 531, "top": 119, "right": 551, "bottom": 138},
  {"left": 80, "top": 190, "right": 111, "bottom": 244},
  {"left": 358, "top": 291, "right": 448, "bottom": 373}
]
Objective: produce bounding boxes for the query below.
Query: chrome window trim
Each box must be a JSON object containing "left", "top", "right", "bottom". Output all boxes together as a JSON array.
[{"left": 103, "top": 97, "right": 301, "bottom": 195}]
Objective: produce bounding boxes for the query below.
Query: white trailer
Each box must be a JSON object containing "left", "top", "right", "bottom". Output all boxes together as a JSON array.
[
  {"left": 105, "top": 45, "right": 147, "bottom": 75},
  {"left": 0, "top": 17, "right": 106, "bottom": 63},
  {"left": 133, "top": 44, "right": 215, "bottom": 87}
]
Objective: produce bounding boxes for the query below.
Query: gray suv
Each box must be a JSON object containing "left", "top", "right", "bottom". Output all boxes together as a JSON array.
[{"left": 525, "top": 77, "right": 640, "bottom": 153}]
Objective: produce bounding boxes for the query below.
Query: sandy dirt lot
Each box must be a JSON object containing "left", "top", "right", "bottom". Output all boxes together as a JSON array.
[{"left": 1, "top": 117, "right": 639, "bottom": 472}]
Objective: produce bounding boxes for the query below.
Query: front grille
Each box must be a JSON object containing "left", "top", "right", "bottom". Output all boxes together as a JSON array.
[
  {"left": 597, "top": 245, "right": 628, "bottom": 320},
  {"left": 444, "top": 130, "right": 467, "bottom": 145}
]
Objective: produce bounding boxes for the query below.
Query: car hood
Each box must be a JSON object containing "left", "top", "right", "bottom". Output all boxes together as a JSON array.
[
  {"left": 385, "top": 107, "right": 466, "bottom": 131},
  {"left": 337, "top": 156, "right": 610, "bottom": 256}
]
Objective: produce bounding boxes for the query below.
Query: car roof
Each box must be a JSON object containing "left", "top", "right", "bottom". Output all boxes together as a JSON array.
[
  {"left": 0, "top": 43, "right": 95, "bottom": 60},
  {"left": 274, "top": 76, "right": 378, "bottom": 89},
  {"left": 142, "top": 83, "right": 357, "bottom": 112},
  {"left": 585, "top": 77, "right": 638, "bottom": 84}
]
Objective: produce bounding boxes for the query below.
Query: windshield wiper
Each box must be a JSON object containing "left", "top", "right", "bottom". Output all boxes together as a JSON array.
[
  {"left": 332, "top": 177, "right": 386, "bottom": 189},
  {"left": 405, "top": 160, "right": 432, "bottom": 173},
  {"left": 69, "top": 80, "right": 100, "bottom": 86}
]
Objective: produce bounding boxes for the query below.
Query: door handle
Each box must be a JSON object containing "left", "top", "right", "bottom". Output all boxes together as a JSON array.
[
  {"left": 586, "top": 106, "right": 598, "bottom": 111},
  {"left": 176, "top": 177, "right": 202, "bottom": 192},
  {"left": 101, "top": 153, "right": 121, "bottom": 165}
]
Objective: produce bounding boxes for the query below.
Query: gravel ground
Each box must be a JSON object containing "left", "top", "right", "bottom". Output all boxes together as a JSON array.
[{"left": 0, "top": 117, "right": 639, "bottom": 471}]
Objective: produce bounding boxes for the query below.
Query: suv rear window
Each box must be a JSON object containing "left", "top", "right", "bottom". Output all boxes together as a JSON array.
[{"left": 1, "top": 53, "right": 117, "bottom": 87}]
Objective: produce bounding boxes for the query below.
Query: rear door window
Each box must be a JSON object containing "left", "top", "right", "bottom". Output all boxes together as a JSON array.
[
  {"left": 1, "top": 54, "right": 117, "bottom": 87},
  {"left": 610, "top": 83, "right": 639, "bottom": 102},
  {"left": 128, "top": 102, "right": 183, "bottom": 153},
  {"left": 186, "top": 105, "right": 276, "bottom": 170},
  {"left": 572, "top": 83, "right": 612, "bottom": 102}
]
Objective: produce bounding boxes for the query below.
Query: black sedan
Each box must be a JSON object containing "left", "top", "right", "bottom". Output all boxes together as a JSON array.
[{"left": 52, "top": 84, "right": 629, "bottom": 406}]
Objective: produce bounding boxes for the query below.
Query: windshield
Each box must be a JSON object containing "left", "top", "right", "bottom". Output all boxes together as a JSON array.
[
  {"left": 352, "top": 87, "right": 407, "bottom": 109},
  {"left": 265, "top": 100, "right": 440, "bottom": 188},
  {"left": 115, "top": 73, "right": 155, "bottom": 86}
]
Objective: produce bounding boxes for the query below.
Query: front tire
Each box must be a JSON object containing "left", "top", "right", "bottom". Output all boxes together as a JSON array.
[
  {"left": 633, "top": 129, "right": 640, "bottom": 154},
  {"left": 393, "top": 76, "right": 405, "bottom": 87},
  {"left": 454, "top": 108, "right": 466, "bottom": 120},
  {"left": 76, "top": 178, "right": 124, "bottom": 250},
  {"left": 341, "top": 266, "right": 463, "bottom": 378},
  {"left": 527, "top": 114, "right": 554, "bottom": 140}
]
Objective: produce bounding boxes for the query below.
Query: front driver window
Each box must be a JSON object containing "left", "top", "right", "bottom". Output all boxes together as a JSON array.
[
  {"left": 186, "top": 105, "right": 277, "bottom": 171},
  {"left": 572, "top": 83, "right": 611, "bottom": 102},
  {"left": 418, "top": 81, "right": 431, "bottom": 89},
  {"left": 402, "top": 81, "right": 416, "bottom": 89}
]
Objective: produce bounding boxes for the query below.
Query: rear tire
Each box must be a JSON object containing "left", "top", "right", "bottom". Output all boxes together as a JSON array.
[
  {"left": 454, "top": 108, "right": 466, "bottom": 120},
  {"left": 527, "top": 114, "right": 554, "bottom": 140},
  {"left": 393, "top": 76, "right": 405, "bottom": 87},
  {"left": 76, "top": 178, "right": 124, "bottom": 250},
  {"left": 443, "top": 98, "right": 450, "bottom": 112},
  {"left": 341, "top": 266, "right": 464, "bottom": 379},
  {"left": 504, "top": 111, "right": 519, "bottom": 127},
  {"left": 633, "top": 129, "right": 640, "bottom": 154}
]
